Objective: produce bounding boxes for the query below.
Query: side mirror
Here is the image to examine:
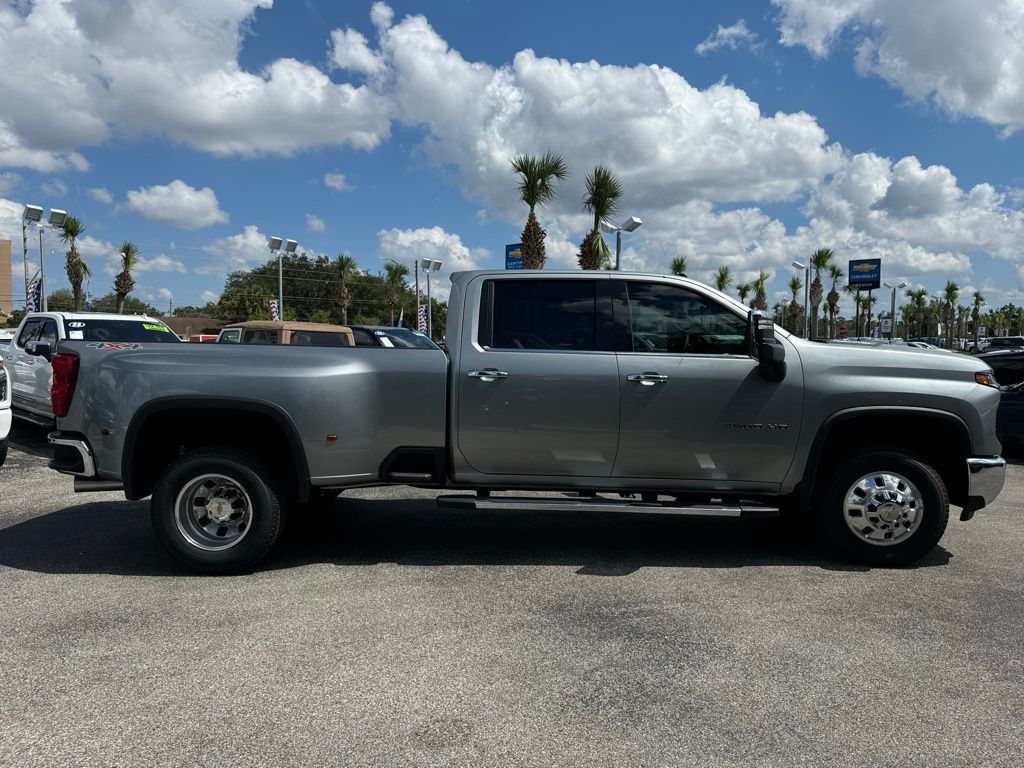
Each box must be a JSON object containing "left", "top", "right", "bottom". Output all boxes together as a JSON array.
[
  {"left": 26, "top": 340, "right": 53, "bottom": 360},
  {"left": 748, "top": 310, "right": 786, "bottom": 382}
]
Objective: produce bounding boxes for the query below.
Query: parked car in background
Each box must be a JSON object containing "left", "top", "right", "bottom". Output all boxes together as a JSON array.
[
  {"left": 5, "top": 312, "right": 179, "bottom": 425},
  {"left": 996, "top": 382, "right": 1024, "bottom": 449},
  {"left": 216, "top": 321, "right": 355, "bottom": 347},
  {"left": 971, "top": 337, "right": 991, "bottom": 354},
  {"left": 984, "top": 336, "right": 1024, "bottom": 352},
  {"left": 349, "top": 325, "right": 440, "bottom": 349},
  {"left": 977, "top": 349, "right": 1024, "bottom": 386},
  {"left": 907, "top": 341, "right": 944, "bottom": 350},
  {"left": 0, "top": 352, "right": 11, "bottom": 466}
]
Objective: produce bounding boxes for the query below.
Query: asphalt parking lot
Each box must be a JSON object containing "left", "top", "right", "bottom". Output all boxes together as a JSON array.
[{"left": 1, "top": 422, "right": 1022, "bottom": 767}]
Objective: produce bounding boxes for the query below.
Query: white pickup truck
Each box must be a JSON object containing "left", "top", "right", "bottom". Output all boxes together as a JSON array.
[{"left": 5, "top": 312, "right": 179, "bottom": 424}]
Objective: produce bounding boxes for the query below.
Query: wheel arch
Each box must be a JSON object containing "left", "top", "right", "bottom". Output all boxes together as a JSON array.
[
  {"left": 122, "top": 396, "right": 310, "bottom": 503},
  {"left": 797, "top": 407, "right": 973, "bottom": 511}
]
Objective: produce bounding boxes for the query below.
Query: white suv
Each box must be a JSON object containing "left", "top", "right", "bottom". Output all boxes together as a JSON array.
[{"left": 0, "top": 353, "right": 11, "bottom": 466}]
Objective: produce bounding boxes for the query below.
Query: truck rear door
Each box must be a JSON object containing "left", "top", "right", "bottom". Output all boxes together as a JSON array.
[
  {"left": 9, "top": 317, "right": 57, "bottom": 414},
  {"left": 454, "top": 276, "right": 620, "bottom": 478}
]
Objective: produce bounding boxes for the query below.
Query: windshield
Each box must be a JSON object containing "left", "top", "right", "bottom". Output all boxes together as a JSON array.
[
  {"left": 64, "top": 319, "right": 180, "bottom": 342},
  {"left": 375, "top": 328, "right": 439, "bottom": 349}
]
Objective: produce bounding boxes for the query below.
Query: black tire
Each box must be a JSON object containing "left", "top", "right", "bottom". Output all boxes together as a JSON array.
[
  {"left": 151, "top": 447, "right": 286, "bottom": 574},
  {"left": 0, "top": 438, "right": 7, "bottom": 467},
  {"left": 821, "top": 451, "right": 948, "bottom": 567}
]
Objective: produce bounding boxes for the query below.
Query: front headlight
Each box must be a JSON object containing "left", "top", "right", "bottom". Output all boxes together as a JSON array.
[
  {"left": 0, "top": 366, "right": 6, "bottom": 402},
  {"left": 975, "top": 371, "right": 999, "bottom": 388}
]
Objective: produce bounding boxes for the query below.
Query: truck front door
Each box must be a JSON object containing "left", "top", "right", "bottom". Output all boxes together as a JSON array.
[
  {"left": 612, "top": 279, "right": 802, "bottom": 490},
  {"left": 455, "top": 276, "right": 620, "bottom": 478}
]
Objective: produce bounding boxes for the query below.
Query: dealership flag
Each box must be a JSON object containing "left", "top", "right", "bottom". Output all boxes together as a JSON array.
[
  {"left": 268, "top": 299, "right": 280, "bottom": 321},
  {"left": 417, "top": 304, "right": 427, "bottom": 333},
  {"left": 25, "top": 271, "right": 42, "bottom": 312}
]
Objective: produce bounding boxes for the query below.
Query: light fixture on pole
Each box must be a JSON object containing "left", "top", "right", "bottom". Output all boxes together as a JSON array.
[
  {"left": 27, "top": 207, "right": 66, "bottom": 313},
  {"left": 22, "top": 205, "right": 42, "bottom": 302},
  {"left": 600, "top": 216, "right": 642, "bottom": 271},
  {"left": 421, "top": 258, "right": 442, "bottom": 339},
  {"left": 268, "top": 237, "right": 283, "bottom": 319},
  {"left": 883, "top": 281, "right": 908, "bottom": 340},
  {"left": 791, "top": 260, "right": 810, "bottom": 338}
]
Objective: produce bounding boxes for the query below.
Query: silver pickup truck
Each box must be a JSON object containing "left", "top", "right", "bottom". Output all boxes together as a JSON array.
[{"left": 39, "top": 270, "right": 1005, "bottom": 573}]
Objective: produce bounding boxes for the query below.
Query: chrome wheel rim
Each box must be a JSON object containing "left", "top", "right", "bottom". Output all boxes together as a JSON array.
[
  {"left": 843, "top": 471, "right": 923, "bottom": 546},
  {"left": 175, "top": 474, "right": 253, "bottom": 551}
]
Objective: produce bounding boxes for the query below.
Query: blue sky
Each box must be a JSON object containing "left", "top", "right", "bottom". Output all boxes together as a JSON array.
[{"left": 1, "top": 0, "right": 1023, "bottom": 313}]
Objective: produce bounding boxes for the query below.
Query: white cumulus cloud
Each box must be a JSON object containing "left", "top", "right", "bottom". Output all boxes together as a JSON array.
[
  {"left": 87, "top": 187, "right": 113, "bottom": 204},
  {"left": 200, "top": 224, "right": 273, "bottom": 275},
  {"left": 324, "top": 172, "right": 350, "bottom": 191},
  {"left": 773, "top": 0, "right": 1024, "bottom": 133},
  {"left": 695, "top": 20, "right": 760, "bottom": 55},
  {"left": 306, "top": 213, "right": 326, "bottom": 232},
  {"left": 377, "top": 226, "right": 488, "bottom": 301},
  {"left": 125, "top": 180, "right": 229, "bottom": 230}
]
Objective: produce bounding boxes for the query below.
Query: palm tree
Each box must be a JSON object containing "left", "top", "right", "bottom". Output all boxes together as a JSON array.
[
  {"left": 113, "top": 241, "right": 139, "bottom": 314},
  {"left": 337, "top": 254, "right": 359, "bottom": 324},
  {"left": 670, "top": 256, "right": 688, "bottom": 277},
  {"left": 511, "top": 151, "right": 569, "bottom": 269},
  {"left": 845, "top": 285, "right": 864, "bottom": 336},
  {"left": 863, "top": 294, "right": 877, "bottom": 337},
  {"left": 737, "top": 282, "right": 752, "bottom": 305},
  {"left": 825, "top": 264, "right": 844, "bottom": 338},
  {"left": 772, "top": 301, "right": 787, "bottom": 326},
  {"left": 905, "top": 288, "right": 928, "bottom": 337},
  {"left": 60, "top": 216, "right": 90, "bottom": 312},
  {"left": 957, "top": 305, "right": 970, "bottom": 347},
  {"left": 807, "top": 247, "right": 833, "bottom": 340},
  {"left": 943, "top": 280, "right": 959, "bottom": 349},
  {"left": 750, "top": 270, "right": 770, "bottom": 310},
  {"left": 712, "top": 265, "right": 733, "bottom": 293},
  {"left": 788, "top": 275, "right": 803, "bottom": 335},
  {"left": 577, "top": 165, "right": 622, "bottom": 270},
  {"left": 383, "top": 262, "right": 409, "bottom": 325}
]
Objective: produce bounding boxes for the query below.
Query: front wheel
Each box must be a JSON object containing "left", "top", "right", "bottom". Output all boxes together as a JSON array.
[
  {"left": 821, "top": 451, "right": 949, "bottom": 566},
  {"left": 151, "top": 447, "right": 286, "bottom": 574},
  {"left": 0, "top": 438, "right": 7, "bottom": 467}
]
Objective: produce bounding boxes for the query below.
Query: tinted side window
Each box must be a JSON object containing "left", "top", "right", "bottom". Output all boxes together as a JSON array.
[
  {"left": 37, "top": 320, "right": 58, "bottom": 347},
  {"left": 620, "top": 282, "right": 748, "bottom": 355},
  {"left": 241, "top": 329, "right": 279, "bottom": 344},
  {"left": 17, "top": 320, "right": 42, "bottom": 347},
  {"left": 481, "top": 280, "right": 599, "bottom": 351},
  {"left": 292, "top": 331, "right": 351, "bottom": 347},
  {"left": 351, "top": 329, "right": 377, "bottom": 346}
]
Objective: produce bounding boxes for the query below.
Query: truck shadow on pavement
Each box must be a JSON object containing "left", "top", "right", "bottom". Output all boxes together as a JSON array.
[{"left": 0, "top": 496, "right": 953, "bottom": 577}]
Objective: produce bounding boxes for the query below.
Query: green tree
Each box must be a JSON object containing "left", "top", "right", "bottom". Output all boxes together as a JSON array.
[
  {"left": 737, "top": 282, "right": 751, "bottom": 305},
  {"left": 750, "top": 270, "right": 770, "bottom": 310},
  {"left": 113, "top": 241, "right": 140, "bottom": 314},
  {"left": 825, "top": 264, "right": 844, "bottom": 338},
  {"left": 46, "top": 289, "right": 75, "bottom": 312},
  {"left": 60, "top": 216, "right": 90, "bottom": 312},
  {"left": 173, "top": 303, "right": 220, "bottom": 317},
  {"left": 943, "top": 280, "right": 959, "bottom": 349},
  {"left": 511, "top": 151, "right": 569, "bottom": 270},
  {"left": 307, "top": 308, "right": 332, "bottom": 324},
  {"left": 670, "top": 256, "right": 688, "bottom": 277},
  {"left": 846, "top": 285, "right": 864, "bottom": 336},
  {"left": 577, "top": 165, "right": 622, "bottom": 270},
  {"left": 807, "top": 247, "right": 833, "bottom": 340},
  {"left": 788, "top": 274, "right": 803, "bottom": 335},
  {"left": 905, "top": 288, "right": 928, "bottom": 337},
  {"left": 5, "top": 308, "right": 26, "bottom": 328},
  {"left": 383, "top": 262, "right": 410, "bottom": 325},
  {"left": 863, "top": 293, "right": 877, "bottom": 336},
  {"left": 336, "top": 254, "right": 359, "bottom": 324},
  {"left": 712, "top": 265, "right": 733, "bottom": 293}
]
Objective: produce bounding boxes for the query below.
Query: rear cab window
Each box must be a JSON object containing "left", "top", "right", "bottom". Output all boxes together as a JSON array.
[
  {"left": 289, "top": 331, "right": 351, "bottom": 347},
  {"left": 478, "top": 278, "right": 606, "bottom": 351},
  {"left": 63, "top": 319, "right": 180, "bottom": 342}
]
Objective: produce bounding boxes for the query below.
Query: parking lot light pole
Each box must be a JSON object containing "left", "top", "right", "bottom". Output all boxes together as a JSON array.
[
  {"left": 791, "top": 260, "right": 810, "bottom": 338},
  {"left": 268, "top": 237, "right": 283, "bottom": 317},
  {"left": 601, "top": 216, "right": 642, "bottom": 271},
  {"left": 883, "top": 281, "right": 908, "bottom": 339},
  {"left": 421, "top": 258, "right": 442, "bottom": 338},
  {"left": 22, "top": 205, "right": 42, "bottom": 303}
]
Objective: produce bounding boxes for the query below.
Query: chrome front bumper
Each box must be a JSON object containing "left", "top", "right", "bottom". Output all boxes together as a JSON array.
[{"left": 962, "top": 456, "right": 1007, "bottom": 520}]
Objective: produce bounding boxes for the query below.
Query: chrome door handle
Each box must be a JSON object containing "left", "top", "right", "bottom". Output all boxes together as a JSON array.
[
  {"left": 627, "top": 372, "right": 669, "bottom": 386},
  {"left": 467, "top": 369, "right": 509, "bottom": 382}
]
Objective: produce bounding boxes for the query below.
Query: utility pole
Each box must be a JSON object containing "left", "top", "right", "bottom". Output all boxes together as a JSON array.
[
  {"left": 414, "top": 259, "right": 420, "bottom": 330},
  {"left": 22, "top": 220, "right": 29, "bottom": 302}
]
